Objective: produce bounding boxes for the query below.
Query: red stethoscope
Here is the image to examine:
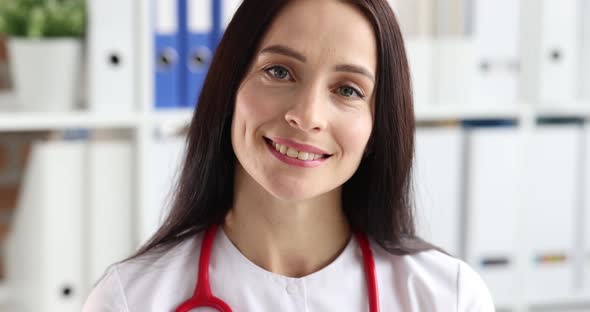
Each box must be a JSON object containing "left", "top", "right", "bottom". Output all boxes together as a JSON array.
[{"left": 175, "top": 223, "right": 380, "bottom": 312}]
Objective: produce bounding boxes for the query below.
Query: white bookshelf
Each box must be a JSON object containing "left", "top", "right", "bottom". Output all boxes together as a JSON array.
[{"left": 1, "top": 93, "right": 589, "bottom": 312}]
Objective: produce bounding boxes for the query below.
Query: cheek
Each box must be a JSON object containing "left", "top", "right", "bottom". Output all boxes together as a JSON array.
[
  {"left": 232, "top": 80, "right": 268, "bottom": 147},
  {"left": 234, "top": 78, "right": 282, "bottom": 127},
  {"left": 336, "top": 113, "right": 373, "bottom": 156}
]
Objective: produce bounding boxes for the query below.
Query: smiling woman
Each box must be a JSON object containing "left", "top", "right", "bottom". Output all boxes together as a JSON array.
[
  {"left": 232, "top": 1, "right": 376, "bottom": 203},
  {"left": 83, "top": 0, "right": 495, "bottom": 311}
]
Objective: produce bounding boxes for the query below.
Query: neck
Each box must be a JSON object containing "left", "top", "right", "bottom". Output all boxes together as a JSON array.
[{"left": 223, "top": 165, "right": 351, "bottom": 278}]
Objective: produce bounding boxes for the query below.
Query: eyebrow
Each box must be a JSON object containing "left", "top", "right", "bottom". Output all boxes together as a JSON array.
[
  {"left": 260, "top": 44, "right": 306, "bottom": 62},
  {"left": 259, "top": 44, "right": 375, "bottom": 82},
  {"left": 334, "top": 64, "right": 375, "bottom": 82}
]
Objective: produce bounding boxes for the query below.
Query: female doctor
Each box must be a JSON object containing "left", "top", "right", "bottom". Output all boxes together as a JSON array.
[{"left": 84, "top": 0, "right": 495, "bottom": 311}]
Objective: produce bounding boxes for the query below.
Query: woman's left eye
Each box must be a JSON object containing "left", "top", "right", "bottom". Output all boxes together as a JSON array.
[
  {"left": 265, "top": 65, "right": 291, "bottom": 80},
  {"left": 337, "top": 86, "right": 364, "bottom": 99}
]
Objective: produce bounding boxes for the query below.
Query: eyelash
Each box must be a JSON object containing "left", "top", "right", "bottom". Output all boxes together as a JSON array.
[{"left": 263, "top": 65, "right": 366, "bottom": 99}]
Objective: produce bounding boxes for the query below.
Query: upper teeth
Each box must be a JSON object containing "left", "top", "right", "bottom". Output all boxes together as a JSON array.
[{"left": 271, "top": 141, "right": 325, "bottom": 161}]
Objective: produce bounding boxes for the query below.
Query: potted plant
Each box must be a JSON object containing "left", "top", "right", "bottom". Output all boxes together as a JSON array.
[{"left": 0, "top": 0, "right": 85, "bottom": 112}]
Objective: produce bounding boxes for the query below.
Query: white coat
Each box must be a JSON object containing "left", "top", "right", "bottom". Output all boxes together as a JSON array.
[{"left": 83, "top": 227, "right": 495, "bottom": 311}]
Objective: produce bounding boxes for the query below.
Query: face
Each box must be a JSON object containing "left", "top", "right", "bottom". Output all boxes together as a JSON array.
[{"left": 231, "top": 0, "right": 377, "bottom": 201}]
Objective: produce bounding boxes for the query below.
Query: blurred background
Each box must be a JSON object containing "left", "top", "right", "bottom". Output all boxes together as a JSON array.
[{"left": 0, "top": 0, "right": 587, "bottom": 311}]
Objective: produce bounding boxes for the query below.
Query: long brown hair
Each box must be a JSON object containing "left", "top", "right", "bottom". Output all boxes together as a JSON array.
[{"left": 131, "top": 0, "right": 439, "bottom": 260}]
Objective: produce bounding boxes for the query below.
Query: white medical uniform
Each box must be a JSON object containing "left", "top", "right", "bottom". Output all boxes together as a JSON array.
[{"left": 83, "top": 227, "right": 495, "bottom": 311}]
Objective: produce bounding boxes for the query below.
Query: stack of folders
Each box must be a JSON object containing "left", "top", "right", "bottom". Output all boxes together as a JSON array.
[
  {"left": 87, "top": 0, "right": 241, "bottom": 111},
  {"left": 389, "top": 0, "right": 520, "bottom": 108},
  {"left": 4, "top": 134, "right": 134, "bottom": 311},
  {"left": 461, "top": 120, "right": 590, "bottom": 309},
  {"left": 154, "top": 0, "right": 241, "bottom": 109},
  {"left": 415, "top": 121, "right": 586, "bottom": 308},
  {"left": 389, "top": 0, "right": 589, "bottom": 109}
]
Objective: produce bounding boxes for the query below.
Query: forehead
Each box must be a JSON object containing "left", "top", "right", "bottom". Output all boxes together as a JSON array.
[{"left": 257, "top": 0, "right": 377, "bottom": 70}]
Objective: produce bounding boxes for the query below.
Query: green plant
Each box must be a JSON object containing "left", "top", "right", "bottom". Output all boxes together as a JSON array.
[{"left": 0, "top": 0, "right": 85, "bottom": 38}]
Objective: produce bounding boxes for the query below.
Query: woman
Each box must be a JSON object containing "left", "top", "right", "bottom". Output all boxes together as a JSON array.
[{"left": 84, "top": 0, "right": 495, "bottom": 311}]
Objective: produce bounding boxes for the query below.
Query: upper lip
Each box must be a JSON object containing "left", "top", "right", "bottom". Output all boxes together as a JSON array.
[{"left": 269, "top": 137, "right": 332, "bottom": 155}]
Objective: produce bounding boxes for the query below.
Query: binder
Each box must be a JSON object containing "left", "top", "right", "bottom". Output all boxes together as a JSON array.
[
  {"left": 520, "top": 0, "right": 578, "bottom": 105},
  {"left": 183, "top": 0, "right": 215, "bottom": 108},
  {"left": 414, "top": 126, "right": 463, "bottom": 256},
  {"left": 5, "top": 141, "right": 86, "bottom": 311},
  {"left": 431, "top": 0, "right": 473, "bottom": 106},
  {"left": 87, "top": 0, "right": 136, "bottom": 112},
  {"left": 433, "top": 37, "right": 476, "bottom": 105},
  {"left": 523, "top": 124, "right": 580, "bottom": 302},
  {"left": 584, "top": 124, "right": 590, "bottom": 292},
  {"left": 405, "top": 38, "right": 434, "bottom": 108},
  {"left": 142, "top": 134, "right": 186, "bottom": 244},
  {"left": 472, "top": 0, "right": 520, "bottom": 106},
  {"left": 581, "top": 0, "right": 590, "bottom": 102},
  {"left": 154, "top": 0, "right": 182, "bottom": 109},
  {"left": 464, "top": 125, "right": 520, "bottom": 307},
  {"left": 86, "top": 140, "right": 134, "bottom": 291}
]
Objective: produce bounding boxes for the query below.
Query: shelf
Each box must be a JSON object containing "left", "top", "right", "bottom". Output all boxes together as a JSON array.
[
  {"left": 147, "top": 108, "right": 194, "bottom": 128},
  {"left": 526, "top": 292, "right": 590, "bottom": 308},
  {"left": 415, "top": 104, "right": 522, "bottom": 122},
  {"left": 0, "top": 111, "right": 140, "bottom": 132},
  {"left": 535, "top": 102, "right": 590, "bottom": 119},
  {"left": 493, "top": 293, "right": 590, "bottom": 311},
  {"left": 150, "top": 106, "right": 522, "bottom": 125},
  {"left": 0, "top": 92, "right": 139, "bottom": 132},
  {"left": 1, "top": 101, "right": 590, "bottom": 133}
]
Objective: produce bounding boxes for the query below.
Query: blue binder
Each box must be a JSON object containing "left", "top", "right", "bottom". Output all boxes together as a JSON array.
[
  {"left": 182, "top": 0, "right": 218, "bottom": 108},
  {"left": 154, "top": 0, "right": 182, "bottom": 109}
]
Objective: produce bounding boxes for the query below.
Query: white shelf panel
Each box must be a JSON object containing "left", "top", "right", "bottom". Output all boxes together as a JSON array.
[
  {"left": 149, "top": 106, "right": 520, "bottom": 126},
  {"left": 148, "top": 108, "right": 194, "bottom": 128},
  {"left": 415, "top": 104, "right": 522, "bottom": 122},
  {"left": 494, "top": 293, "right": 590, "bottom": 311},
  {"left": 2, "top": 103, "right": 588, "bottom": 133},
  {"left": 526, "top": 291, "right": 590, "bottom": 308},
  {"left": 0, "top": 111, "right": 140, "bottom": 132},
  {"left": 535, "top": 102, "right": 590, "bottom": 119}
]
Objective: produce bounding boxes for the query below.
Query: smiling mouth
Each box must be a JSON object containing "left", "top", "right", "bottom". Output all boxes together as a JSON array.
[{"left": 263, "top": 137, "right": 332, "bottom": 161}]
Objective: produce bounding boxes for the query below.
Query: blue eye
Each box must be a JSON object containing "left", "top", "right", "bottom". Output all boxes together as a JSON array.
[
  {"left": 265, "top": 65, "right": 291, "bottom": 80},
  {"left": 338, "top": 86, "right": 364, "bottom": 98}
]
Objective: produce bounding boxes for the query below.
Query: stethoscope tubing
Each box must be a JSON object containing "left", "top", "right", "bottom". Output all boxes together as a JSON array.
[{"left": 176, "top": 223, "right": 380, "bottom": 312}]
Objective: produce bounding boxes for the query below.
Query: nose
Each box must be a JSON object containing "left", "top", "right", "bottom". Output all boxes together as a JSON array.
[{"left": 284, "top": 84, "right": 328, "bottom": 132}]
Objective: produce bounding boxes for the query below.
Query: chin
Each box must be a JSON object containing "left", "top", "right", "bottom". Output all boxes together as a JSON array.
[{"left": 263, "top": 179, "right": 327, "bottom": 202}]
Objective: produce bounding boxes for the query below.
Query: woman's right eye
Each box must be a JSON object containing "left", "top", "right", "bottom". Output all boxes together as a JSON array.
[{"left": 264, "top": 65, "right": 291, "bottom": 80}]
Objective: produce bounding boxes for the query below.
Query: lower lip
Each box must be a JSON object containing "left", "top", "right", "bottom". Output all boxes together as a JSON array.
[{"left": 265, "top": 139, "right": 329, "bottom": 168}]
